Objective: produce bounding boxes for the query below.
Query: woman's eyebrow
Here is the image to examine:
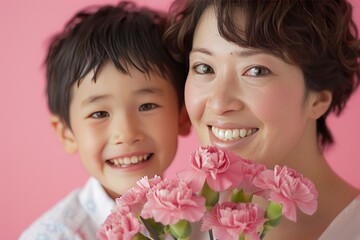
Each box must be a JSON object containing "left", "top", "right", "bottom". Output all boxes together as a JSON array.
[
  {"left": 190, "top": 47, "right": 213, "bottom": 55},
  {"left": 191, "top": 47, "right": 266, "bottom": 57}
]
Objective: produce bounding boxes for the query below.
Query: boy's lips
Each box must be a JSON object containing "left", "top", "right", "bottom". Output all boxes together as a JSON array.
[{"left": 106, "top": 153, "right": 153, "bottom": 168}]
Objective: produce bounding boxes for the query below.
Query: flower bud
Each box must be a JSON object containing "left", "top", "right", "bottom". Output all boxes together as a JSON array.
[
  {"left": 231, "top": 189, "right": 253, "bottom": 203},
  {"left": 169, "top": 220, "right": 192, "bottom": 239},
  {"left": 200, "top": 181, "right": 219, "bottom": 208}
]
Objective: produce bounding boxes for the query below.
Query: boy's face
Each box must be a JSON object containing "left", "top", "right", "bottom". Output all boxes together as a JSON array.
[{"left": 65, "top": 62, "right": 184, "bottom": 199}]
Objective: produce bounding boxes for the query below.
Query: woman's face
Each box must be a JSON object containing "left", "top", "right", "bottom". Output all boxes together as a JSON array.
[{"left": 185, "top": 7, "right": 321, "bottom": 167}]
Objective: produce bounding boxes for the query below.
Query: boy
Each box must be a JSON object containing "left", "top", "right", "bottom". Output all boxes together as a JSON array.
[{"left": 19, "top": 1, "right": 190, "bottom": 239}]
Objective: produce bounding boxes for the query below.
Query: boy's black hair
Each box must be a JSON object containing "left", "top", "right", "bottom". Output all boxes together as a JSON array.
[{"left": 46, "top": 1, "right": 186, "bottom": 127}]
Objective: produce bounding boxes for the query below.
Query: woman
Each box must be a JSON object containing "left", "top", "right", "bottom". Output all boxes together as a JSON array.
[{"left": 165, "top": 0, "right": 360, "bottom": 239}]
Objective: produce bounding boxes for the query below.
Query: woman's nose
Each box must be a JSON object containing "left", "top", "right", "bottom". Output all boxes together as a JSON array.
[{"left": 206, "top": 74, "right": 245, "bottom": 115}]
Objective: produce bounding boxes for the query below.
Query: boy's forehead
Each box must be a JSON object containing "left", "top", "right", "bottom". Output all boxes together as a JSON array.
[
  {"left": 73, "top": 62, "right": 172, "bottom": 93},
  {"left": 76, "top": 61, "right": 169, "bottom": 86}
]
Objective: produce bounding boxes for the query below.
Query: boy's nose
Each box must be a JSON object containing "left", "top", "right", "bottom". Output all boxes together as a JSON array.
[
  {"left": 110, "top": 118, "right": 144, "bottom": 145},
  {"left": 110, "top": 131, "right": 143, "bottom": 145}
]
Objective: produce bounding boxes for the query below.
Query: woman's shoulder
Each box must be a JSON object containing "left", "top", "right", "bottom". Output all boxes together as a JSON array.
[{"left": 319, "top": 194, "right": 360, "bottom": 240}]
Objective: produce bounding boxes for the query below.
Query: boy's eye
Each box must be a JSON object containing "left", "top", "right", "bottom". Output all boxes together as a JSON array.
[
  {"left": 193, "top": 64, "right": 214, "bottom": 74},
  {"left": 244, "top": 66, "right": 270, "bottom": 77},
  {"left": 90, "top": 111, "right": 109, "bottom": 119},
  {"left": 139, "top": 103, "right": 158, "bottom": 112}
]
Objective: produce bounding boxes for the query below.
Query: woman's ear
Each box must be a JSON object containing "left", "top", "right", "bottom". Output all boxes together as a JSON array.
[
  {"left": 309, "top": 90, "right": 332, "bottom": 119},
  {"left": 50, "top": 115, "right": 78, "bottom": 154},
  {"left": 178, "top": 105, "right": 192, "bottom": 136}
]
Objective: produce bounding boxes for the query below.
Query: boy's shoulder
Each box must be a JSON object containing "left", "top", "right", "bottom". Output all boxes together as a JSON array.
[
  {"left": 19, "top": 178, "right": 112, "bottom": 240},
  {"left": 19, "top": 187, "right": 90, "bottom": 240}
]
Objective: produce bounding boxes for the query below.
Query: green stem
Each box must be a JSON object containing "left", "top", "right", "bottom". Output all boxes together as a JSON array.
[
  {"left": 208, "top": 229, "right": 214, "bottom": 240},
  {"left": 239, "top": 233, "right": 246, "bottom": 240}
]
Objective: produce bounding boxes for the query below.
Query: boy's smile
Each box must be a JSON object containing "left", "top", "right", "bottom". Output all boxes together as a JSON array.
[
  {"left": 66, "top": 62, "right": 183, "bottom": 199},
  {"left": 106, "top": 153, "right": 152, "bottom": 168}
]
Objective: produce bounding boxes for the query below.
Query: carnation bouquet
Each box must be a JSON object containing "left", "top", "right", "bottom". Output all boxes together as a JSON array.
[{"left": 97, "top": 146, "right": 318, "bottom": 240}]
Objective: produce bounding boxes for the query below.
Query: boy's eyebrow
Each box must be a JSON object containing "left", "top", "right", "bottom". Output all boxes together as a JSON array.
[
  {"left": 134, "top": 87, "right": 164, "bottom": 95},
  {"left": 82, "top": 88, "right": 164, "bottom": 106},
  {"left": 81, "top": 94, "right": 111, "bottom": 106},
  {"left": 191, "top": 47, "right": 266, "bottom": 57}
]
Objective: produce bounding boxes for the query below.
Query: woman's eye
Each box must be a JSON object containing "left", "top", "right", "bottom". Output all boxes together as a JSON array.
[
  {"left": 193, "top": 64, "right": 214, "bottom": 74},
  {"left": 90, "top": 111, "right": 109, "bottom": 119},
  {"left": 139, "top": 103, "right": 158, "bottom": 112},
  {"left": 244, "top": 66, "right": 270, "bottom": 77}
]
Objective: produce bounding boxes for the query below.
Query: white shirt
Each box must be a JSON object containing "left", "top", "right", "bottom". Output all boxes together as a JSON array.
[
  {"left": 319, "top": 195, "right": 360, "bottom": 240},
  {"left": 19, "top": 177, "right": 114, "bottom": 240}
]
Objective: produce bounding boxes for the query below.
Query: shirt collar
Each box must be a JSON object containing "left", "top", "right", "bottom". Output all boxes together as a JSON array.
[{"left": 79, "top": 177, "right": 115, "bottom": 228}]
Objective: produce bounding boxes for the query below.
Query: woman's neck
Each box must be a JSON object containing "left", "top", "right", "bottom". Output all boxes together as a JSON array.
[{"left": 266, "top": 151, "right": 359, "bottom": 240}]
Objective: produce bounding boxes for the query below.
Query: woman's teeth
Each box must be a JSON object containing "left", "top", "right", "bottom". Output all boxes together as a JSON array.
[
  {"left": 211, "top": 126, "right": 257, "bottom": 141},
  {"left": 108, "top": 154, "right": 150, "bottom": 167}
]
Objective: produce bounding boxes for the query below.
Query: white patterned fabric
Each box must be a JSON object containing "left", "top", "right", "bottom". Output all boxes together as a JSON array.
[
  {"left": 19, "top": 177, "right": 114, "bottom": 240},
  {"left": 319, "top": 195, "right": 360, "bottom": 240}
]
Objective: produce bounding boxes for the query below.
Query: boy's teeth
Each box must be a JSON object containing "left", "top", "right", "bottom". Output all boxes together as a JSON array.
[
  {"left": 212, "top": 126, "right": 257, "bottom": 141},
  {"left": 130, "top": 156, "right": 138, "bottom": 164},
  {"left": 124, "top": 157, "right": 131, "bottom": 165},
  {"left": 109, "top": 154, "right": 150, "bottom": 167}
]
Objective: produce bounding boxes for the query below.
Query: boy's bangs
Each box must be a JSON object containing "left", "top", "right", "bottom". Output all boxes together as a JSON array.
[{"left": 80, "top": 9, "right": 170, "bottom": 82}]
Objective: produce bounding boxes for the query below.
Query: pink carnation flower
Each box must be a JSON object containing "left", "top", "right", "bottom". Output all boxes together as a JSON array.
[
  {"left": 114, "top": 188, "right": 145, "bottom": 216},
  {"left": 236, "top": 158, "right": 266, "bottom": 194},
  {"left": 141, "top": 178, "right": 206, "bottom": 225},
  {"left": 178, "top": 146, "right": 245, "bottom": 192},
  {"left": 254, "top": 165, "right": 318, "bottom": 222},
  {"left": 201, "top": 202, "right": 265, "bottom": 240},
  {"left": 115, "top": 176, "right": 162, "bottom": 215},
  {"left": 97, "top": 206, "right": 143, "bottom": 240},
  {"left": 135, "top": 175, "right": 163, "bottom": 190}
]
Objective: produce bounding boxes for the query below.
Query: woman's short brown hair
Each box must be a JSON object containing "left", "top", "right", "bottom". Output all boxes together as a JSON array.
[{"left": 165, "top": 0, "right": 360, "bottom": 148}]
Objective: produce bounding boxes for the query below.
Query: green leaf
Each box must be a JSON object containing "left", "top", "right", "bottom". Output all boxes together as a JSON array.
[
  {"left": 145, "top": 218, "right": 165, "bottom": 235},
  {"left": 134, "top": 232, "right": 152, "bottom": 240},
  {"left": 139, "top": 216, "right": 162, "bottom": 240}
]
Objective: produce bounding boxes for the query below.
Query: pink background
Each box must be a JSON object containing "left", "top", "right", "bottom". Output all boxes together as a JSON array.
[{"left": 1, "top": 0, "right": 359, "bottom": 238}]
